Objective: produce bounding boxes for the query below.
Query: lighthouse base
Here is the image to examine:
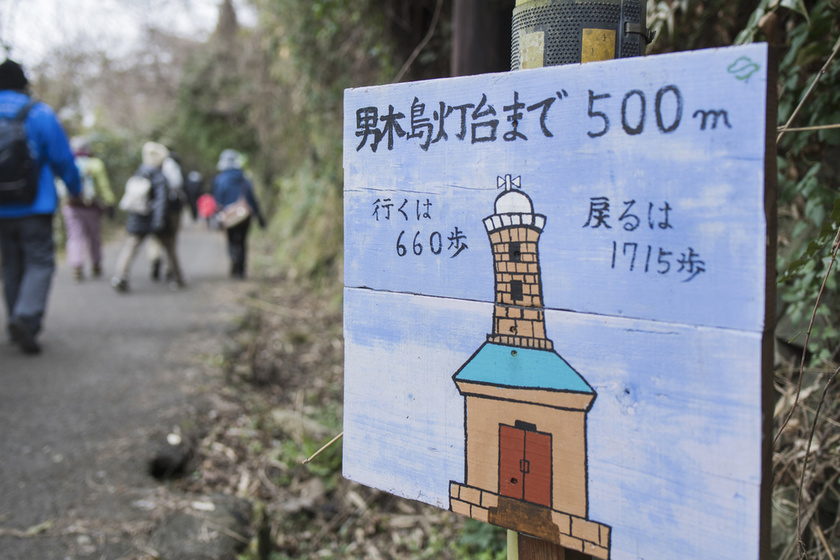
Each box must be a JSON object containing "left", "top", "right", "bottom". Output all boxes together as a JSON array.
[{"left": 449, "top": 482, "right": 611, "bottom": 559}]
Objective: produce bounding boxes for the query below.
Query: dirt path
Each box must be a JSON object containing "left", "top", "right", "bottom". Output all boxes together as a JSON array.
[{"left": 0, "top": 219, "right": 249, "bottom": 559}]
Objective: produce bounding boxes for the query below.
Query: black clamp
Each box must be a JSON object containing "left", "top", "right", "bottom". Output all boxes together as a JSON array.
[{"left": 625, "top": 22, "right": 656, "bottom": 44}]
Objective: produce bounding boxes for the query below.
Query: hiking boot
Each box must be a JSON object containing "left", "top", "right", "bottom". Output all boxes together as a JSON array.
[
  {"left": 73, "top": 267, "right": 84, "bottom": 282},
  {"left": 110, "top": 277, "right": 129, "bottom": 293},
  {"left": 8, "top": 317, "right": 41, "bottom": 355}
]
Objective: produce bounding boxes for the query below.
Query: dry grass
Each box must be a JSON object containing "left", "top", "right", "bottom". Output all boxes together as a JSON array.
[
  {"left": 170, "top": 278, "right": 497, "bottom": 560},
  {"left": 772, "top": 354, "right": 840, "bottom": 560}
]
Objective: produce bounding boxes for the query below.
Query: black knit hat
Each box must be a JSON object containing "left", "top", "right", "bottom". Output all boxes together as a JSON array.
[{"left": 0, "top": 59, "right": 29, "bottom": 91}]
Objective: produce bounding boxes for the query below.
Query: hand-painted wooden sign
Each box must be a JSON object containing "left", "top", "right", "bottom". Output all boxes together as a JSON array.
[{"left": 343, "top": 44, "right": 774, "bottom": 560}]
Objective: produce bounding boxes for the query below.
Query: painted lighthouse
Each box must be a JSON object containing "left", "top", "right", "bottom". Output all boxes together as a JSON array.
[{"left": 448, "top": 175, "right": 611, "bottom": 559}]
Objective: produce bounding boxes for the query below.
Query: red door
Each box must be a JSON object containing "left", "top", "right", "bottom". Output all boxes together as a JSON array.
[{"left": 499, "top": 423, "right": 552, "bottom": 507}]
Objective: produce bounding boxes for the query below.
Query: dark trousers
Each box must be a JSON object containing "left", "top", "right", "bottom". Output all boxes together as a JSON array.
[
  {"left": 226, "top": 218, "right": 251, "bottom": 278},
  {"left": 0, "top": 214, "right": 55, "bottom": 334}
]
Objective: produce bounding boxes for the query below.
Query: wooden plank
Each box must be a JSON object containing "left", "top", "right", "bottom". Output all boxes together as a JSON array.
[
  {"left": 343, "top": 44, "right": 773, "bottom": 559},
  {"left": 345, "top": 44, "right": 770, "bottom": 333},
  {"left": 344, "top": 288, "right": 764, "bottom": 555}
]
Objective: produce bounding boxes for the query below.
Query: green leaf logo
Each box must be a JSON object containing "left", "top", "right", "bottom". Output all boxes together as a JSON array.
[{"left": 727, "top": 56, "right": 761, "bottom": 81}]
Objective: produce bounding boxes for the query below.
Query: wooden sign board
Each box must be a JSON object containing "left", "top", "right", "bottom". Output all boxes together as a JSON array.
[{"left": 343, "top": 44, "right": 774, "bottom": 560}]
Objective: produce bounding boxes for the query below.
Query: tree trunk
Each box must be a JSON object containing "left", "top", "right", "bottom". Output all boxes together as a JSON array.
[{"left": 451, "top": 0, "right": 516, "bottom": 77}]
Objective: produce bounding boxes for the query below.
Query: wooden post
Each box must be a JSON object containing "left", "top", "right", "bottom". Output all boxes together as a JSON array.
[
  {"left": 451, "top": 0, "right": 516, "bottom": 77},
  {"left": 516, "top": 533, "right": 564, "bottom": 560},
  {"left": 508, "top": 530, "right": 520, "bottom": 560},
  {"left": 514, "top": 533, "right": 594, "bottom": 559}
]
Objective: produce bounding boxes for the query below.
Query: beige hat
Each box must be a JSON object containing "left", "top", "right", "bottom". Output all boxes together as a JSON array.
[{"left": 142, "top": 142, "right": 169, "bottom": 168}]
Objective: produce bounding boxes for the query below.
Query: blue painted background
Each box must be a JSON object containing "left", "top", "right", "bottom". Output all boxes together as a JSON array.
[{"left": 343, "top": 287, "right": 762, "bottom": 559}]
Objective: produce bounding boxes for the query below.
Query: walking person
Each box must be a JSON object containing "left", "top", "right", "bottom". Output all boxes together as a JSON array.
[
  {"left": 0, "top": 59, "right": 81, "bottom": 354},
  {"left": 110, "top": 141, "right": 186, "bottom": 293},
  {"left": 148, "top": 148, "right": 184, "bottom": 281},
  {"left": 196, "top": 192, "right": 217, "bottom": 230},
  {"left": 213, "top": 149, "right": 265, "bottom": 279},
  {"left": 61, "top": 136, "right": 115, "bottom": 281},
  {"left": 184, "top": 170, "right": 204, "bottom": 222}
]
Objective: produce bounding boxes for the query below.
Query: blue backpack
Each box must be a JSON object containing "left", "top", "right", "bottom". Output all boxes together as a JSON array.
[{"left": 0, "top": 99, "right": 39, "bottom": 206}]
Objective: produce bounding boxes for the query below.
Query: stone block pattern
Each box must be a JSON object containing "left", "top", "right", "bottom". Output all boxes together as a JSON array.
[
  {"left": 449, "top": 482, "right": 611, "bottom": 559},
  {"left": 487, "top": 225, "right": 551, "bottom": 350}
]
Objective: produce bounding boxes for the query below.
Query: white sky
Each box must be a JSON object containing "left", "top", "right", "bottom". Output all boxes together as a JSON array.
[{"left": 0, "top": 0, "right": 256, "bottom": 67}]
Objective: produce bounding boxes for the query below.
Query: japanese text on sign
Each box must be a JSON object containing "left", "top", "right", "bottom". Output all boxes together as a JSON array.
[
  {"left": 583, "top": 196, "right": 706, "bottom": 282},
  {"left": 372, "top": 197, "right": 469, "bottom": 259},
  {"left": 355, "top": 84, "right": 733, "bottom": 153}
]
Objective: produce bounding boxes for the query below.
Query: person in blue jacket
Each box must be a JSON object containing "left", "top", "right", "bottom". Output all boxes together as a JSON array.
[
  {"left": 212, "top": 149, "right": 265, "bottom": 279},
  {"left": 0, "top": 59, "right": 81, "bottom": 354}
]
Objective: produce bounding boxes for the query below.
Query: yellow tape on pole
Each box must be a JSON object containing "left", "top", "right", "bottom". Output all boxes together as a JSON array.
[{"left": 581, "top": 28, "right": 616, "bottom": 62}]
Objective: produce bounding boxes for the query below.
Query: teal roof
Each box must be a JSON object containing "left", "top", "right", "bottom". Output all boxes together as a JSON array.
[{"left": 453, "top": 342, "right": 595, "bottom": 394}]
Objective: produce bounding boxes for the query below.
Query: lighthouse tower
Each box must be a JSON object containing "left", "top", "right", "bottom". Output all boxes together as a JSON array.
[
  {"left": 483, "top": 175, "right": 552, "bottom": 351},
  {"left": 449, "top": 176, "right": 612, "bottom": 559}
]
